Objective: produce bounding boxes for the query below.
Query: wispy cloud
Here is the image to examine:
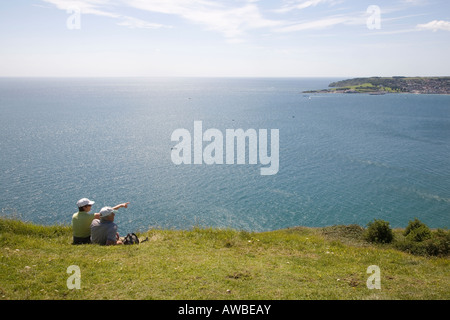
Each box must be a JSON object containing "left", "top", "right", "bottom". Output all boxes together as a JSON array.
[
  {"left": 42, "top": 0, "right": 172, "bottom": 28},
  {"left": 417, "top": 20, "right": 450, "bottom": 32},
  {"left": 274, "top": 7, "right": 367, "bottom": 33},
  {"left": 275, "top": 16, "right": 349, "bottom": 32},
  {"left": 42, "top": 0, "right": 119, "bottom": 18},
  {"left": 40, "top": 0, "right": 359, "bottom": 39},
  {"left": 39, "top": 0, "right": 450, "bottom": 42},
  {"left": 116, "top": 16, "right": 172, "bottom": 29},
  {"left": 125, "top": 0, "right": 284, "bottom": 41},
  {"left": 41, "top": 0, "right": 285, "bottom": 41},
  {"left": 274, "top": 0, "right": 340, "bottom": 14}
]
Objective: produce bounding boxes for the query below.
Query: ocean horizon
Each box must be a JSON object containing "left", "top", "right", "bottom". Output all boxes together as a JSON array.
[{"left": 0, "top": 77, "right": 449, "bottom": 234}]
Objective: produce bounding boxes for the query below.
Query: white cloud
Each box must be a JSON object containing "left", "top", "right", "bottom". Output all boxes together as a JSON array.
[
  {"left": 116, "top": 16, "right": 172, "bottom": 29},
  {"left": 42, "top": 0, "right": 119, "bottom": 18},
  {"left": 40, "top": 0, "right": 450, "bottom": 42},
  {"left": 126, "top": 0, "right": 284, "bottom": 40},
  {"left": 417, "top": 20, "right": 450, "bottom": 32},
  {"left": 274, "top": 0, "right": 341, "bottom": 14},
  {"left": 275, "top": 16, "right": 347, "bottom": 32},
  {"left": 274, "top": 11, "right": 367, "bottom": 33},
  {"left": 401, "top": 0, "right": 429, "bottom": 5},
  {"left": 42, "top": 0, "right": 174, "bottom": 28},
  {"left": 41, "top": 0, "right": 286, "bottom": 41}
]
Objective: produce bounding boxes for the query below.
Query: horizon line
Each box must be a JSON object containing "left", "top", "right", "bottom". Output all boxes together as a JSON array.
[{"left": 1, "top": 75, "right": 449, "bottom": 79}]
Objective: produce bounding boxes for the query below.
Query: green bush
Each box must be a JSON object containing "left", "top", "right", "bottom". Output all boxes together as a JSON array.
[
  {"left": 364, "top": 219, "right": 393, "bottom": 244},
  {"left": 395, "top": 229, "right": 449, "bottom": 256},
  {"left": 403, "top": 218, "right": 432, "bottom": 242},
  {"left": 395, "top": 218, "right": 448, "bottom": 256}
]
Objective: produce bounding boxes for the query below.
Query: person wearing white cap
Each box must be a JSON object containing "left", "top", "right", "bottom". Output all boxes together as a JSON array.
[
  {"left": 90, "top": 206, "right": 124, "bottom": 245},
  {"left": 71, "top": 198, "right": 129, "bottom": 245}
]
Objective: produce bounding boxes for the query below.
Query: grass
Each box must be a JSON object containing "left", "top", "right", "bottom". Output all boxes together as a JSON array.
[
  {"left": 328, "top": 83, "right": 402, "bottom": 93},
  {"left": 0, "top": 218, "right": 448, "bottom": 300}
]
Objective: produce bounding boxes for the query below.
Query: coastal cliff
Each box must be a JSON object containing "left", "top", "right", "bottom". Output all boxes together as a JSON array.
[{"left": 304, "top": 76, "right": 450, "bottom": 94}]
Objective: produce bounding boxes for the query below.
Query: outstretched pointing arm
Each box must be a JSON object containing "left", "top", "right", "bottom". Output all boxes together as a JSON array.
[{"left": 112, "top": 202, "right": 130, "bottom": 210}]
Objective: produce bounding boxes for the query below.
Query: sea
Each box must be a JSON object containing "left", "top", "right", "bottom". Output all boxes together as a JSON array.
[{"left": 0, "top": 77, "right": 449, "bottom": 234}]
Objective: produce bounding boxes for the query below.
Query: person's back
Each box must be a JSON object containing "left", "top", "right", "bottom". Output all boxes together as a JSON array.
[
  {"left": 90, "top": 218, "right": 118, "bottom": 245},
  {"left": 72, "top": 198, "right": 97, "bottom": 244},
  {"left": 72, "top": 211, "right": 95, "bottom": 237}
]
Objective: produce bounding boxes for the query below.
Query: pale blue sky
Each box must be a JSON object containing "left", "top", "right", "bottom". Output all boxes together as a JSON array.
[{"left": 1, "top": 0, "right": 449, "bottom": 77}]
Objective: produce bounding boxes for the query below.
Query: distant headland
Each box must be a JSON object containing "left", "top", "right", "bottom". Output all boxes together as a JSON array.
[{"left": 303, "top": 76, "right": 450, "bottom": 95}]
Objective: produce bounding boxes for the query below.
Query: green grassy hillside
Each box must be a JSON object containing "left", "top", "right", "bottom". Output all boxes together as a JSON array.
[{"left": 0, "top": 218, "right": 448, "bottom": 300}]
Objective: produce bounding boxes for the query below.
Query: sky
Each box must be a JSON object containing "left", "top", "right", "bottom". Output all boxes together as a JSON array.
[{"left": 0, "top": 0, "right": 449, "bottom": 77}]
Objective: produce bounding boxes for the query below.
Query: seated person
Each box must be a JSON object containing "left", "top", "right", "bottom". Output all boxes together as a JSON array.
[
  {"left": 72, "top": 198, "right": 99, "bottom": 245},
  {"left": 90, "top": 206, "right": 125, "bottom": 245}
]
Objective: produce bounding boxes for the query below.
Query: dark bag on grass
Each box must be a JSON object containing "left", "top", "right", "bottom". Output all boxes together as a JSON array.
[{"left": 123, "top": 233, "right": 139, "bottom": 245}]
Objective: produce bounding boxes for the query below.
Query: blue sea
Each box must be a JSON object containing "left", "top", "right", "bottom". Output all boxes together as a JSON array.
[{"left": 0, "top": 77, "right": 449, "bottom": 234}]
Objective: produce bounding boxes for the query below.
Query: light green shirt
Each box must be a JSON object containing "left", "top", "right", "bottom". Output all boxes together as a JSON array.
[{"left": 72, "top": 211, "right": 96, "bottom": 238}]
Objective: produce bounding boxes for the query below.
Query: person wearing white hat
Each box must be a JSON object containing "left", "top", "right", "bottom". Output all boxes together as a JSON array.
[
  {"left": 71, "top": 198, "right": 129, "bottom": 245},
  {"left": 90, "top": 206, "right": 124, "bottom": 245}
]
